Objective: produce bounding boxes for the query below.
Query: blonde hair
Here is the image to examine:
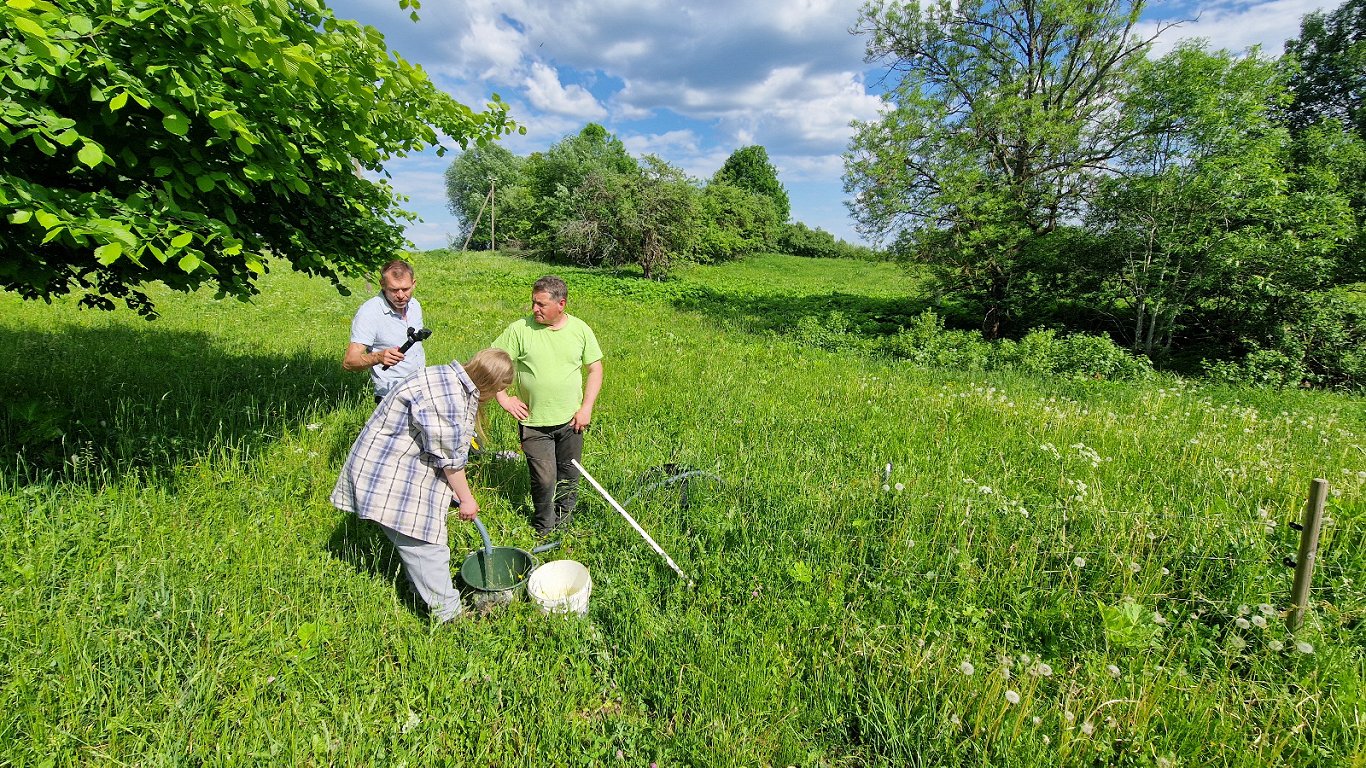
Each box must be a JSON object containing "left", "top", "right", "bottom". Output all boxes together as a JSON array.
[{"left": 463, "top": 348, "right": 515, "bottom": 442}]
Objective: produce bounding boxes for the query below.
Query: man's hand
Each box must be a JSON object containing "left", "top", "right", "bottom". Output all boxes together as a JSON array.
[
  {"left": 456, "top": 498, "right": 479, "bottom": 521},
  {"left": 344, "top": 342, "right": 403, "bottom": 372},
  {"left": 571, "top": 405, "right": 593, "bottom": 432},
  {"left": 496, "top": 390, "right": 530, "bottom": 421}
]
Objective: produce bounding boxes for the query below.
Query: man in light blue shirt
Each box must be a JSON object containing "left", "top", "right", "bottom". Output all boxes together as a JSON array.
[{"left": 343, "top": 260, "right": 425, "bottom": 402}]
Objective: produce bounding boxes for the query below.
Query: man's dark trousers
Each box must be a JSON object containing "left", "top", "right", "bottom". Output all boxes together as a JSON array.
[{"left": 520, "top": 421, "right": 583, "bottom": 534}]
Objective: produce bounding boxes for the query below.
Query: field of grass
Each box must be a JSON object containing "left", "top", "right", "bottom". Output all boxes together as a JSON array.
[{"left": 1, "top": 250, "right": 1362, "bottom": 766}]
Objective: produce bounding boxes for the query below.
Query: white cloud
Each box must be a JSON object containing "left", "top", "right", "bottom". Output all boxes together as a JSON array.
[
  {"left": 523, "top": 62, "right": 609, "bottom": 119},
  {"left": 1145, "top": 0, "right": 1339, "bottom": 56}
]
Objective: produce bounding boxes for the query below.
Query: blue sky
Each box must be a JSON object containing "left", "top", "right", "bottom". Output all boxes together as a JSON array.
[{"left": 325, "top": 0, "right": 1339, "bottom": 250}]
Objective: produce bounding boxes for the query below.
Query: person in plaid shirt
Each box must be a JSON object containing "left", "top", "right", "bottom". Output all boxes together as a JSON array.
[{"left": 332, "top": 348, "right": 514, "bottom": 622}]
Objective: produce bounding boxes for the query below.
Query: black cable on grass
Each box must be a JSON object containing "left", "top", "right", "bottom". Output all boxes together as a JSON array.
[{"left": 622, "top": 463, "right": 725, "bottom": 511}]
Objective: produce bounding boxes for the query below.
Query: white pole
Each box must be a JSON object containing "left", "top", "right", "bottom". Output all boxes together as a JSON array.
[{"left": 572, "top": 459, "right": 694, "bottom": 588}]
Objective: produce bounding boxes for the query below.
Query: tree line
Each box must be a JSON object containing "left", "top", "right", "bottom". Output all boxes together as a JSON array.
[
  {"left": 844, "top": 0, "right": 1366, "bottom": 388},
  {"left": 444, "top": 127, "right": 880, "bottom": 279}
]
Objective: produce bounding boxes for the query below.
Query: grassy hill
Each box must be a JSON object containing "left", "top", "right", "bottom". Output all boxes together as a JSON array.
[{"left": 0, "top": 251, "right": 1361, "bottom": 766}]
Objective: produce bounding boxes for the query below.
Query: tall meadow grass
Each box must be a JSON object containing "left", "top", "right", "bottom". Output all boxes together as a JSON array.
[{"left": 0, "top": 251, "right": 1361, "bottom": 766}]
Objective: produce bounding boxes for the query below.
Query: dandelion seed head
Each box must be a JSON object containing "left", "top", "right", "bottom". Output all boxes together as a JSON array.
[
  {"left": 1073, "top": 557, "right": 1086, "bottom": 568},
  {"left": 1296, "top": 641, "right": 1314, "bottom": 654},
  {"left": 882, "top": 484, "right": 890, "bottom": 492},
  {"left": 1251, "top": 615, "right": 1267, "bottom": 628},
  {"left": 1258, "top": 603, "right": 1275, "bottom": 616},
  {"left": 1106, "top": 664, "right": 1121, "bottom": 678},
  {"left": 1005, "top": 690, "right": 1021, "bottom": 705},
  {"left": 959, "top": 661, "right": 975, "bottom": 676},
  {"left": 1129, "top": 562, "right": 1140, "bottom": 574},
  {"left": 1080, "top": 721, "right": 1095, "bottom": 736},
  {"left": 1161, "top": 567, "right": 1170, "bottom": 576},
  {"left": 1032, "top": 716, "right": 1042, "bottom": 725},
  {"left": 1235, "top": 617, "right": 1251, "bottom": 629},
  {"left": 1268, "top": 640, "right": 1284, "bottom": 652}
]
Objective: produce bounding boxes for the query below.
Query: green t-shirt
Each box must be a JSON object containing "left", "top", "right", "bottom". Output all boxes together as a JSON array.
[{"left": 493, "top": 315, "right": 603, "bottom": 427}]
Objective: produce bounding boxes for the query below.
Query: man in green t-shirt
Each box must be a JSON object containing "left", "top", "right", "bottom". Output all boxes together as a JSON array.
[{"left": 493, "top": 275, "right": 604, "bottom": 534}]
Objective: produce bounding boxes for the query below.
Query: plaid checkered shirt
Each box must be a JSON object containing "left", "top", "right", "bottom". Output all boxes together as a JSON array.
[{"left": 331, "top": 362, "right": 479, "bottom": 544}]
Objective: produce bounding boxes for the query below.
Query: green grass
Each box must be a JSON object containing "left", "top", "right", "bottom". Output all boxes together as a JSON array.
[{"left": 1, "top": 251, "right": 1362, "bottom": 766}]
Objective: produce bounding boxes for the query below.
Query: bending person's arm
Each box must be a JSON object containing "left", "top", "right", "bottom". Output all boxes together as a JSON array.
[
  {"left": 572, "top": 359, "right": 603, "bottom": 432},
  {"left": 445, "top": 467, "right": 478, "bottom": 520}
]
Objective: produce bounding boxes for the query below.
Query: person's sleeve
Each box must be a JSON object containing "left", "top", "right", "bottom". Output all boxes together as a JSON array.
[
  {"left": 492, "top": 322, "right": 519, "bottom": 357},
  {"left": 350, "top": 304, "right": 374, "bottom": 347},
  {"left": 581, "top": 323, "right": 603, "bottom": 365}
]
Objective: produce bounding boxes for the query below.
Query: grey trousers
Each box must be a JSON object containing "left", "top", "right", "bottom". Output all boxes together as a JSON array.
[
  {"left": 378, "top": 524, "right": 462, "bottom": 622},
  {"left": 519, "top": 420, "right": 583, "bottom": 533}
]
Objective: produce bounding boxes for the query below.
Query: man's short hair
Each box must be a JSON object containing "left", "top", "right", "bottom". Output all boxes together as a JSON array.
[
  {"left": 533, "top": 275, "right": 568, "bottom": 302},
  {"left": 380, "top": 259, "right": 414, "bottom": 282}
]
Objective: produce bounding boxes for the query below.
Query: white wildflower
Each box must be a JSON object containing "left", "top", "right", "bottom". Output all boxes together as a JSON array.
[{"left": 305, "top": 422, "right": 322, "bottom": 431}]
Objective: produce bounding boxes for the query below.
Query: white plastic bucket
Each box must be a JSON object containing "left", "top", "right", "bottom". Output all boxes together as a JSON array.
[{"left": 527, "top": 560, "right": 592, "bottom": 616}]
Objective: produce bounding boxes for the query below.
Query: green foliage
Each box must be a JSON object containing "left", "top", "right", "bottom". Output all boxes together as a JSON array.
[
  {"left": 0, "top": 0, "right": 518, "bottom": 317},
  {"left": 881, "top": 310, "right": 1154, "bottom": 379},
  {"left": 556, "top": 156, "right": 698, "bottom": 279},
  {"left": 1284, "top": 0, "right": 1366, "bottom": 137},
  {"left": 692, "top": 182, "right": 780, "bottom": 262},
  {"left": 1091, "top": 44, "right": 1354, "bottom": 367},
  {"left": 1098, "top": 599, "right": 1163, "bottom": 650},
  {"left": 712, "top": 145, "right": 790, "bottom": 222},
  {"left": 847, "top": 0, "right": 1161, "bottom": 335},
  {"left": 443, "top": 143, "right": 532, "bottom": 250},
  {"left": 778, "top": 221, "right": 883, "bottom": 260}
]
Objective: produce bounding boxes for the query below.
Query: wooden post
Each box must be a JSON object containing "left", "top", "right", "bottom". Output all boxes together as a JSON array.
[
  {"left": 1288, "top": 478, "right": 1328, "bottom": 632},
  {"left": 459, "top": 181, "right": 495, "bottom": 253}
]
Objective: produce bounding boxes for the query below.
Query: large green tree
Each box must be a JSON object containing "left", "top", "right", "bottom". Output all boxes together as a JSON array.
[
  {"left": 845, "top": 0, "right": 1166, "bottom": 336},
  {"left": 713, "top": 145, "right": 790, "bottom": 223},
  {"left": 1283, "top": 0, "right": 1366, "bottom": 285},
  {"left": 692, "top": 182, "right": 781, "bottom": 262},
  {"left": 444, "top": 144, "right": 532, "bottom": 250},
  {"left": 556, "top": 156, "right": 697, "bottom": 279},
  {"left": 1089, "top": 44, "right": 1354, "bottom": 360},
  {"left": 1284, "top": 0, "right": 1366, "bottom": 136},
  {"left": 1, "top": 0, "right": 516, "bottom": 316}
]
